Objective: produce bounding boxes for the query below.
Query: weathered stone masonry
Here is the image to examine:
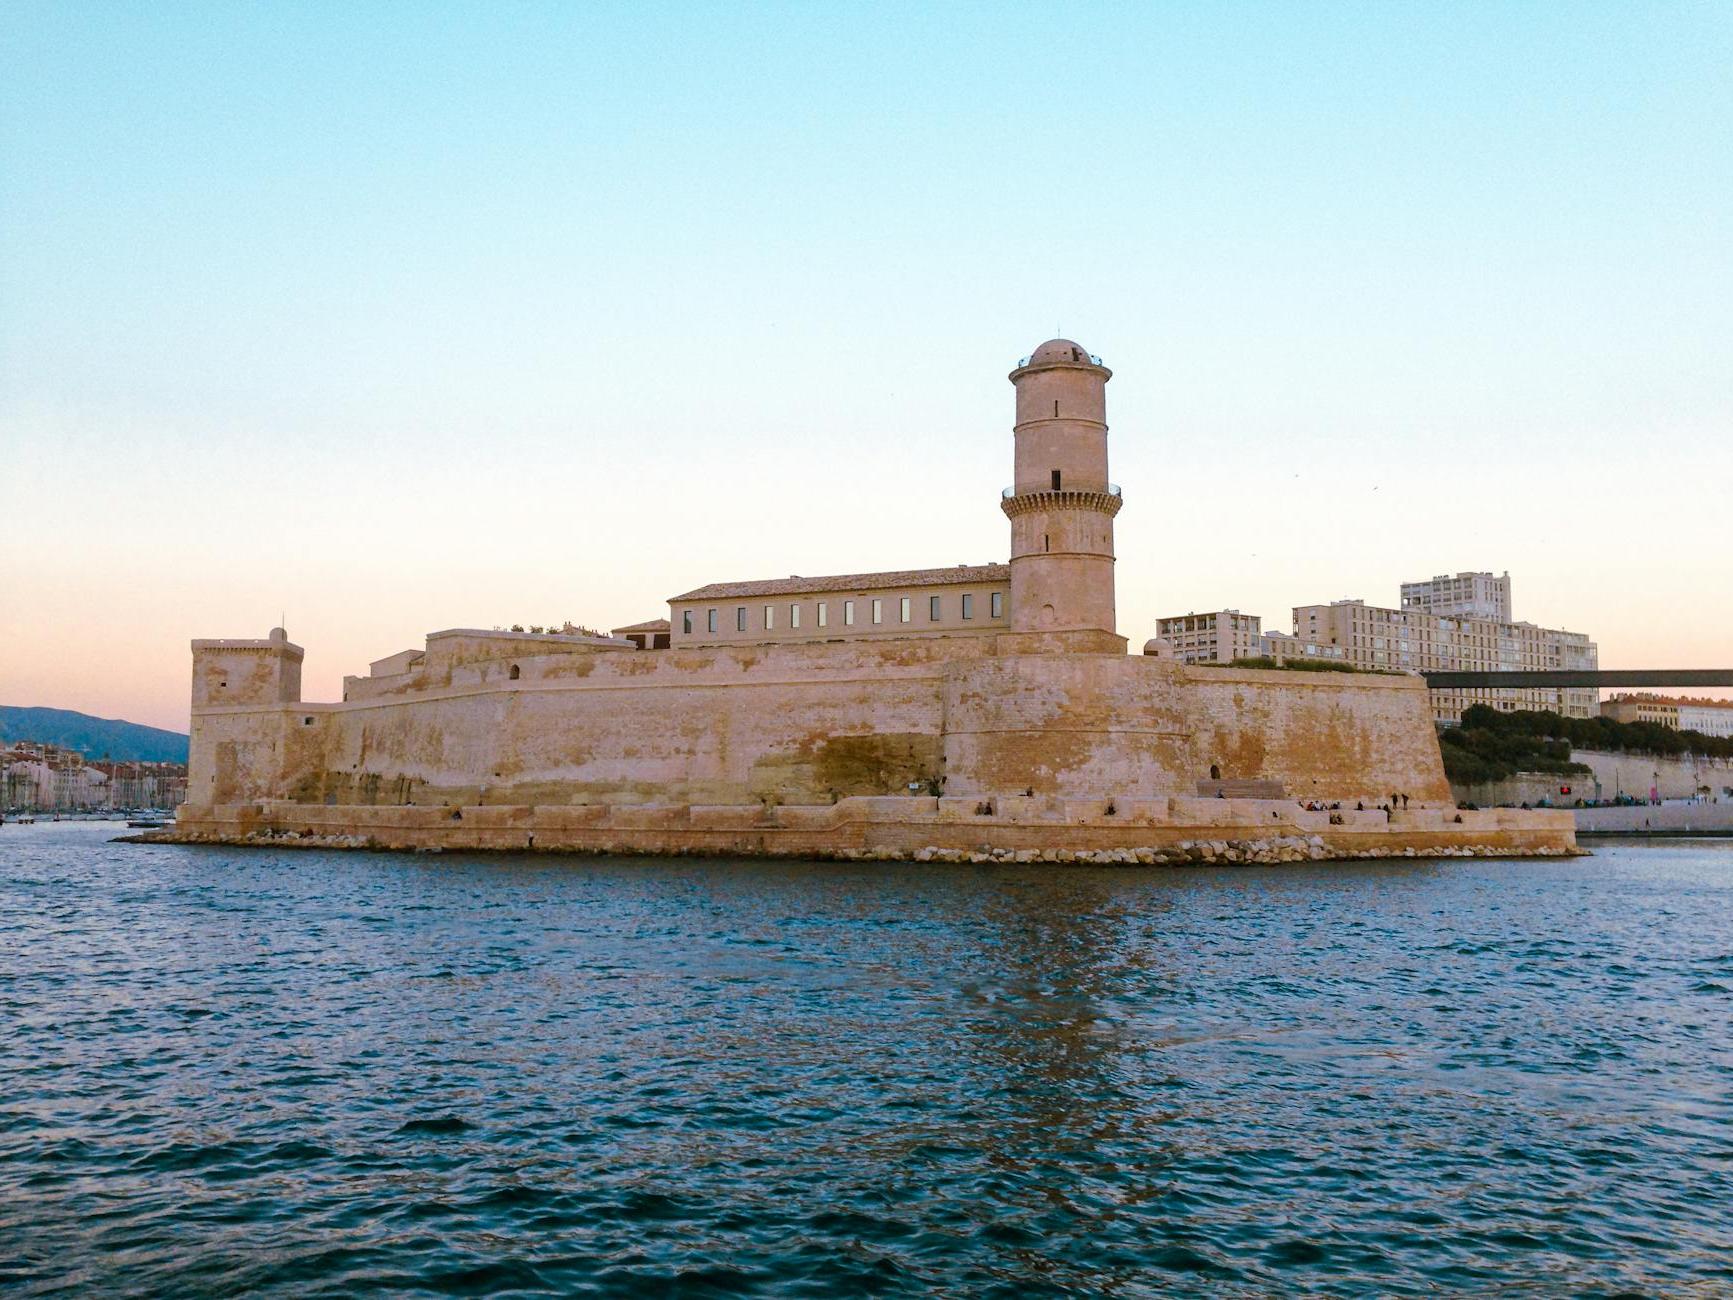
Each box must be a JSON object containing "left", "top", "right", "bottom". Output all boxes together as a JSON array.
[{"left": 164, "top": 339, "right": 1574, "bottom": 860}]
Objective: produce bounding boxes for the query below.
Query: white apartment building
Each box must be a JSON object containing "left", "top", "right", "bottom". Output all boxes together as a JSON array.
[
  {"left": 1154, "top": 610, "right": 1263, "bottom": 665},
  {"left": 1679, "top": 701, "right": 1733, "bottom": 739},
  {"left": 1401, "top": 571, "right": 1512, "bottom": 623},
  {"left": 1292, "top": 596, "right": 1598, "bottom": 723}
]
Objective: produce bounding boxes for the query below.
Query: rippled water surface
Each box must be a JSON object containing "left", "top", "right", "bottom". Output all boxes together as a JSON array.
[{"left": 3, "top": 823, "right": 1731, "bottom": 1296}]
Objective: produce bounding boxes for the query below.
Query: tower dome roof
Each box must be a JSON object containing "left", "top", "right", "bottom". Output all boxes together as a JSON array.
[
  {"left": 1014, "top": 338, "right": 1106, "bottom": 373},
  {"left": 1030, "top": 338, "right": 1090, "bottom": 364}
]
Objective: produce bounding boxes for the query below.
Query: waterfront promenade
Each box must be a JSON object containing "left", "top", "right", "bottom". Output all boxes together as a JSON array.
[{"left": 1575, "top": 802, "right": 1733, "bottom": 836}]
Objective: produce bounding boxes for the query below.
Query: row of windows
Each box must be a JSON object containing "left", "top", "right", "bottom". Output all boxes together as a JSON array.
[
  {"left": 682, "top": 592, "right": 1004, "bottom": 636},
  {"left": 1337, "top": 619, "right": 1572, "bottom": 653},
  {"left": 1309, "top": 616, "right": 1592, "bottom": 664},
  {"left": 1158, "top": 615, "right": 1258, "bottom": 633}
]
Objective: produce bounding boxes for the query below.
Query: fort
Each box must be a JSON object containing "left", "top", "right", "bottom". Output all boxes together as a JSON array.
[{"left": 159, "top": 339, "right": 1575, "bottom": 861}]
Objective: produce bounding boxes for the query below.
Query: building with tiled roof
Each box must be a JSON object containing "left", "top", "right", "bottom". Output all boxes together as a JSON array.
[
  {"left": 610, "top": 618, "right": 672, "bottom": 650},
  {"left": 668, "top": 565, "right": 1011, "bottom": 646}
]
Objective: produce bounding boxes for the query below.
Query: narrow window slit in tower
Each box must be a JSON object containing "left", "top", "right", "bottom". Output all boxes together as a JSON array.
[
  {"left": 1053, "top": 400, "right": 1059, "bottom": 417},
  {"left": 1051, "top": 469, "right": 1061, "bottom": 491},
  {"left": 1043, "top": 534, "right": 1050, "bottom": 553}
]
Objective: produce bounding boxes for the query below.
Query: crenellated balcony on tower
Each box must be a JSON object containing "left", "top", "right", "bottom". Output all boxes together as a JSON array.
[{"left": 1001, "top": 483, "right": 1123, "bottom": 512}]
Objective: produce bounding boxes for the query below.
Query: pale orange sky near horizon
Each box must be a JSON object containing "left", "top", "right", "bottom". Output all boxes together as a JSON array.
[
  {"left": 4, "top": 4, "right": 1730, "bottom": 735},
  {"left": 7, "top": 329, "right": 1730, "bottom": 734}
]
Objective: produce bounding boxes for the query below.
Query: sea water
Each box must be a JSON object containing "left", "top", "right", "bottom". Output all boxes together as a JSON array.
[{"left": 2, "top": 822, "right": 1729, "bottom": 1296}]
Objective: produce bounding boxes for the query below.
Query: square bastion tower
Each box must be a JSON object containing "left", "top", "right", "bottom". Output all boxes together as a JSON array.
[{"left": 163, "top": 336, "right": 1566, "bottom": 861}]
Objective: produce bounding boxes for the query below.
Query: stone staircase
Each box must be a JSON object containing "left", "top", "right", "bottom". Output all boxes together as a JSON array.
[{"left": 1196, "top": 778, "right": 1289, "bottom": 800}]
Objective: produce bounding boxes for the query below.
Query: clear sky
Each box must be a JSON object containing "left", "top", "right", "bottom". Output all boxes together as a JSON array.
[{"left": 3, "top": 2, "right": 1729, "bottom": 732}]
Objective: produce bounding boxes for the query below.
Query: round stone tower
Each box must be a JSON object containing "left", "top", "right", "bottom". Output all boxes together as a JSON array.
[{"left": 1000, "top": 339, "right": 1122, "bottom": 634}]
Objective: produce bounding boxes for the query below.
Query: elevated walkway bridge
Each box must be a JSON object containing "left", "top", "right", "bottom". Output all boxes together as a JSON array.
[{"left": 1421, "top": 670, "right": 1733, "bottom": 689}]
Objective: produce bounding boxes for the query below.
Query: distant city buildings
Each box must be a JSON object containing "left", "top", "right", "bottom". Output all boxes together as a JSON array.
[
  {"left": 1, "top": 742, "right": 187, "bottom": 812},
  {"left": 1259, "top": 631, "right": 1347, "bottom": 665},
  {"left": 1602, "top": 695, "right": 1733, "bottom": 739},
  {"left": 1293, "top": 589, "right": 1598, "bottom": 723},
  {"left": 1153, "top": 610, "right": 1345, "bottom": 667},
  {"left": 1401, "top": 571, "right": 1512, "bottom": 623},
  {"left": 1154, "top": 610, "right": 1263, "bottom": 664},
  {"left": 1680, "top": 701, "right": 1733, "bottom": 738},
  {"left": 1162, "top": 571, "right": 1598, "bottom": 724},
  {"left": 1600, "top": 695, "right": 1680, "bottom": 728}
]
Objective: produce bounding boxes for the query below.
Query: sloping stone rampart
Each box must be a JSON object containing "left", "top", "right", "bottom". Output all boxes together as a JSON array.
[{"left": 189, "top": 637, "right": 1453, "bottom": 817}]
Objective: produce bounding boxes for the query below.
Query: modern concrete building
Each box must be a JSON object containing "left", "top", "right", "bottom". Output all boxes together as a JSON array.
[
  {"left": 1292, "top": 593, "right": 1598, "bottom": 723},
  {"left": 1154, "top": 610, "right": 1262, "bottom": 665},
  {"left": 1259, "top": 631, "right": 1347, "bottom": 665},
  {"left": 1401, "top": 571, "right": 1512, "bottom": 623},
  {"left": 1152, "top": 611, "right": 1346, "bottom": 667},
  {"left": 1149, "top": 575, "right": 1591, "bottom": 721}
]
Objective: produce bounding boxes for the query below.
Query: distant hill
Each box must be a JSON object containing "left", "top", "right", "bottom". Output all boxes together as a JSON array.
[{"left": 0, "top": 707, "right": 190, "bottom": 764}]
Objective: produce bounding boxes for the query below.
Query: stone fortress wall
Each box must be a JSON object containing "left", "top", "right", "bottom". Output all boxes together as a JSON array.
[
  {"left": 187, "top": 632, "right": 1451, "bottom": 813},
  {"left": 167, "top": 338, "right": 1573, "bottom": 861}
]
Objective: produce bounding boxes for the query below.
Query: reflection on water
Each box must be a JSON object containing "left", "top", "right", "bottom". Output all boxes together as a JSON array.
[{"left": 2, "top": 822, "right": 1731, "bottom": 1296}]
